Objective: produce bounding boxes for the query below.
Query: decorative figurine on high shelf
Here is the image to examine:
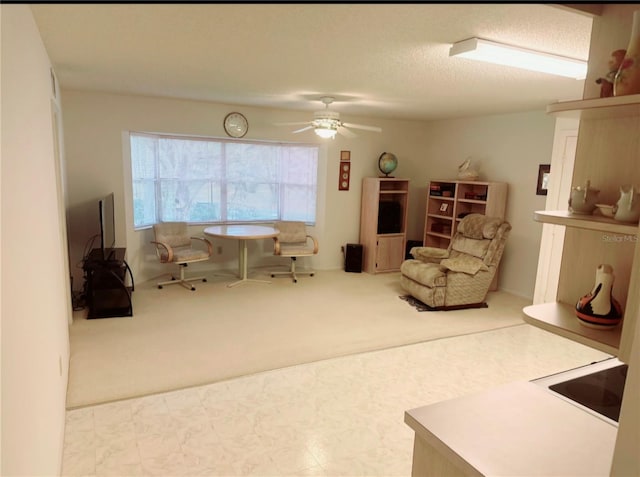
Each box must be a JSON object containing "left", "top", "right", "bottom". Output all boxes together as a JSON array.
[
  {"left": 613, "top": 184, "right": 640, "bottom": 223},
  {"left": 457, "top": 157, "right": 479, "bottom": 181},
  {"left": 614, "top": 9, "right": 640, "bottom": 96},
  {"left": 568, "top": 180, "right": 600, "bottom": 215},
  {"left": 575, "top": 264, "right": 623, "bottom": 330},
  {"left": 595, "top": 49, "right": 626, "bottom": 98}
]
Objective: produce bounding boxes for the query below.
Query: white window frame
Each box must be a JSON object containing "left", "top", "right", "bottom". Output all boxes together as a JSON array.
[{"left": 128, "top": 131, "right": 319, "bottom": 229}]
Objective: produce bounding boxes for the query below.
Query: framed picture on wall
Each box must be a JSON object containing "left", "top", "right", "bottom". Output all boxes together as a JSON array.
[{"left": 537, "top": 164, "right": 550, "bottom": 196}]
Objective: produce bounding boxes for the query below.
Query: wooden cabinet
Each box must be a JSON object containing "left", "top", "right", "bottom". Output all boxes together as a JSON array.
[
  {"left": 424, "top": 180, "right": 507, "bottom": 249},
  {"left": 524, "top": 95, "right": 640, "bottom": 359},
  {"left": 359, "top": 178, "right": 409, "bottom": 273}
]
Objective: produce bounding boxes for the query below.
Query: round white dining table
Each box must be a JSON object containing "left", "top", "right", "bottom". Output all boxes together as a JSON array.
[{"left": 204, "top": 225, "right": 279, "bottom": 287}]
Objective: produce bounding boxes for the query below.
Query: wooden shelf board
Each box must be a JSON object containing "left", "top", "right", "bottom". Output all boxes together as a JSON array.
[
  {"left": 379, "top": 190, "right": 408, "bottom": 195},
  {"left": 458, "top": 199, "right": 487, "bottom": 205},
  {"left": 433, "top": 179, "right": 492, "bottom": 186},
  {"left": 428, "top": 195, "right": 455, "bottom": 201},
  {"left": 425, "top": 231, "right": 451, "bottom": 239},
  {"left": 427, "top": 214, "right": 453, "bottom": 221},
  {"left": 534, "top": 210, "right": 638, "bottom": 235},
  {"left": 523, "top": 302, "right": 620, "bottom": 355},
  {"left": 547, "top": 94, "right": 640, "bottom": 119}
]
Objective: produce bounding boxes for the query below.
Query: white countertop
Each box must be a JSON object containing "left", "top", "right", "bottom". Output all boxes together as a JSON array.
[{"left": 405, "top": 380, "right": 617, "bottom": 476}]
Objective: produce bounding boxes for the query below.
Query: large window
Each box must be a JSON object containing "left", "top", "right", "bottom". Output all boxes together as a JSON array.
[{"left": 130, "top": 132, "right": 318, "bottom": 228}]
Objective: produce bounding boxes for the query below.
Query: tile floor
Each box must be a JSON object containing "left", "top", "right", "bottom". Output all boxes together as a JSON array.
[{"left": 62, "top": 324, "right": 610, "bottom": 476}]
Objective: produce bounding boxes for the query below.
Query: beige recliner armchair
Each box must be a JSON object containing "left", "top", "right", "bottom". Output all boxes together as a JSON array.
[{"left": 400, "top": 214, "right": 511, "bottom": 310}]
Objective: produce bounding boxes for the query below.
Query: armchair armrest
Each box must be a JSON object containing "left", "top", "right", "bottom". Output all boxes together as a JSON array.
[
  {"left": 307, "top": 234, "right": 319, "bottom": 254},
  {"left": 150, "top": 240, "right": 174, "bottom": 263},
  {"left": 272, "top": 234, "right": 319, "bottom": 255},
  {"left": 272, "top": 236, "right": 281, "bottom": 255},
  {"left": 410, "top": 246, "right": 450, "bottom": 263},
  {"left": 191, "top": 236, "right": 213, "bottom": 255}
]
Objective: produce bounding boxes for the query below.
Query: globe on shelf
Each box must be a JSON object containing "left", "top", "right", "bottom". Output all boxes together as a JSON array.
[{"left": 378, "top": 152, "right": 398, "bottom": 177}]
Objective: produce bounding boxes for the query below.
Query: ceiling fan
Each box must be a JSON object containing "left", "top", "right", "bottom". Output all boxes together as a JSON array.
[{"left": 275, "top": 96, "right": 382, "bottom": 139}]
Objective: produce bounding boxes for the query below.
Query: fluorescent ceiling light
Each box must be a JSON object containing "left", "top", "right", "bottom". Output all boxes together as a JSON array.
[{"left": 449, "top": 38, "right": 587, "bottom": 80}]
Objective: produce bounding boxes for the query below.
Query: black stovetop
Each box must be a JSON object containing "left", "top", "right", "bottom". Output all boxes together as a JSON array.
[{"left": 549, "top": 363, "right": 628, "bottom": 422}]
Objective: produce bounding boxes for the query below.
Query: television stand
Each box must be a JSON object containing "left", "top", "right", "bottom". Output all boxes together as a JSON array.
[{"left": 83, "top": 248, "right": 134, "bottom": 319}]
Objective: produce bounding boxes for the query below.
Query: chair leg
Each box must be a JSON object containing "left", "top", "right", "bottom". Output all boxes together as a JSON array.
[
  {"left": 157, "top": 264, "right": 207, "bottom": 291},
  {"left": 270, "top": 257, "right": 315, "bottom": 283}
]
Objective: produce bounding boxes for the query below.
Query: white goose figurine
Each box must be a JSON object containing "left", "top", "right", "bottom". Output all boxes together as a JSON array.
[{"left": 458, "top": 158, "right": 479, "bottom": 181}]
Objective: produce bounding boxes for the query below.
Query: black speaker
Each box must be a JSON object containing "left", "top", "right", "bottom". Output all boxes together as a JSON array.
[{"left": 344, "top": 243, "right": 363, "bottom": 273}]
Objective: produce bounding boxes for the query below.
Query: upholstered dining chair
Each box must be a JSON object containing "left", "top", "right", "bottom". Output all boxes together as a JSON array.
[
  {"left": 151, "top": 222, "right": 213, "bottom": 291},
  {"left": 270, "top": 221, "right": 319, "bottom": 283},
  {"left": 400, "top": 214, "right": 511, "bottom": 310}
]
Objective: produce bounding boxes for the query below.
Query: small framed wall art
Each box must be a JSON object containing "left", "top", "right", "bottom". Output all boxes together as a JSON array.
[
  {"left": 339, "top": 151, "right": 351, "bottom": 191},
  {"left": 537, "top": 164, "right": 551, "bottom": 196}
]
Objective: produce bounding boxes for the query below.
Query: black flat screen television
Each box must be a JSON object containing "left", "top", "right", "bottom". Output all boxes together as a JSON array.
[{"left": 99, "top": 193, "right": 116, "bottom": 260}]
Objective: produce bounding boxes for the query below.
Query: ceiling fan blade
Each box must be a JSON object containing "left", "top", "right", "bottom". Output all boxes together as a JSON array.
[
  {"left": 273, "top": 121, "right": 312, "bottom": 127},
  {"left": 337, "top": 126, "right": 357, "bottom": 138},
  {"left": 292, "top": 125, "right": 314, "bottom": 134},
  {"left": 342, "top": 122, "right": 382, "bottom": 133}
]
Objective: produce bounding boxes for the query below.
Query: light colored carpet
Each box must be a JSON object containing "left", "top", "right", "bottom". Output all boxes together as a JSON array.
[{"left": 67, "top": 268, "right": 530, "bottom": 409}]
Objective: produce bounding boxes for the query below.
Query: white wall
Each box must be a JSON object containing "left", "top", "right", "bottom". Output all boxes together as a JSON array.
[
  {"left": 1, "top": 5, "right": 70, "bottom": 475},
  {"left": 402, "top": 111, "right": 554, "bottom": 297},
  {"left": 61, "top": 92, "right": 555, "bottom": 300},
  {"left": 60, "top": 91, "right": 434, "bottom": 285}
]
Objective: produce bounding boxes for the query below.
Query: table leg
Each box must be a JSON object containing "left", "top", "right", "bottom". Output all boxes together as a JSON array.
[
  {"left": 227, "top": 238, "right": 273, "bottom": 287},
  {"left": 238, "top": 239, "right": 246, "bottom": 279}
]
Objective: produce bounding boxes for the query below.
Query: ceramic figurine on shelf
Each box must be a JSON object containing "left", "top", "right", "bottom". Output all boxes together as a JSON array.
[
  {"left": 595, "top": 49, "right": 626, "bottom": 98},
  {"left": 613, "top": 185, "right": 640, "bottom": 223},
  {"left": 568, "top": 180, "right": 600, "bottom": 214},
  {"left": 457, "top": 158, "right": 479, "bottom": 181},
  {"left": 614, "top": 10, "right": 640, "bottom": 96},
  {"left": 575, "top": 264, "right": 623, "bottom": 330}
]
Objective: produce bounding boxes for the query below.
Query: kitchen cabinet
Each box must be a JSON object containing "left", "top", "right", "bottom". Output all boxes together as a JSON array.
[
  {"left": 405, "top": 381, "right": 617, "bottom": 477},
  {"left": 359, "top": 178, "right": 409, "bottom": 273}
]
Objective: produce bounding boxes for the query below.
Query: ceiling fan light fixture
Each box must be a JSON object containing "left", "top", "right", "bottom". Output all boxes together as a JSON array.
[
  {"left": 313, "top": 116, "right": 339, "bottom": 138},
  {"left": 449, "top": 37, "right": 587, "bottom": 80},
  {"left": 276, "top": 96, "right": 379, "bottom": 138},
  {"left": 314, "top": 127, "right": 338, "bottom": 139}
]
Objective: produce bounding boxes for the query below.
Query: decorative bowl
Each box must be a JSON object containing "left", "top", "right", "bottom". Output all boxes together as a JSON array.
[{"left": 595, "top": 203, "right": 615, "bottom": 218}]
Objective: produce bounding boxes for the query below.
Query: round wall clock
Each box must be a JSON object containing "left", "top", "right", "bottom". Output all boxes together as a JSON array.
[{"left": 223, "top": 112, "right": 248, "bottom": 138}]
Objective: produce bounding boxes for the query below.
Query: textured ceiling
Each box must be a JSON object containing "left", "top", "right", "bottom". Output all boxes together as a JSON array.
[{"left": 30, "top": 3, "right": 594, "bottom": 121}]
